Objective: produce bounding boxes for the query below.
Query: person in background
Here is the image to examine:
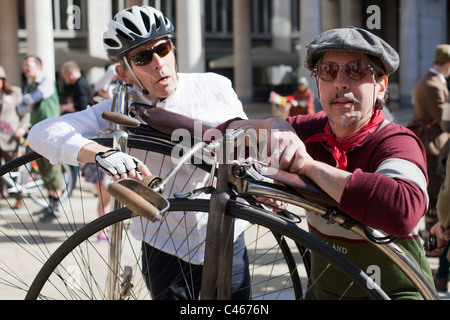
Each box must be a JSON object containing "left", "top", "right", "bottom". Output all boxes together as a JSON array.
[
  {"left": 18, "top": 55, "right": 62, "bottom": 222},
  {"left": 427, "top": 151, "right": 450, "bottom": 292},
  {"left": 59, "top": 60, "right": 92, "bottom": 115},
  {"left": 289, "top": 76, "right": 315, "bottom": 116},
  {"left": 411, "top": 44, "right": 450, "bottom": 293},
  {"left": 90, "top": 63, "right": 119, "bottom": 104},
  {"left": 0, "top": 66, "right": 29, "bottom": 209},
  {"left": 60, "top": 60, "right": 93, "bottom": 190},
  {"left": 411, "top": 44, "right": 450, "bottom": 234}
]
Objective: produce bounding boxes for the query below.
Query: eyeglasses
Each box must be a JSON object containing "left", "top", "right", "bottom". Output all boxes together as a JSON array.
[
  {"left": 127, "top": 40, "right": 173, "bottom": 66},
  {"left": 314, "top": 60, "right": 373, "bottom": 82}
]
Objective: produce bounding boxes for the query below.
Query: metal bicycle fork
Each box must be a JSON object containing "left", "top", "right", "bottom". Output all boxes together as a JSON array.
[
  {"left": 200, "top": 129, "right": 246, "bottom": 300},
  {"left": 106, "top": 130, "right": 129, "bottom": 300},
  {"left": 101, "top": 82, "right": 134, "bottom": 300},
  {"left": 200, "top": 162, "right": 235, "bottom": 299}
]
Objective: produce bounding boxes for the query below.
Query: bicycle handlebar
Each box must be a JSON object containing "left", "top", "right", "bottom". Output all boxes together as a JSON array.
[
  {"left": 101, "top": 111, "right": 140, "bottom": 128},
  {"left": 107, "top": 177, "right": 170, "bottom": 223}
]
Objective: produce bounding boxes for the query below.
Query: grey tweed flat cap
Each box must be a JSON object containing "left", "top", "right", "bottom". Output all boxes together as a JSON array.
[{"left": 306, "top": 27, "right": 400, "bottom": 76}]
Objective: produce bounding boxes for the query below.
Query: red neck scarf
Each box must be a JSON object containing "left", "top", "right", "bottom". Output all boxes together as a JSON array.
[{"left": 305, "top": 110, "right": 385, "bottom": 170}]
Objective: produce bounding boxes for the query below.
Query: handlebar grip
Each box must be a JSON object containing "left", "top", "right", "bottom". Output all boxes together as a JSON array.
[
  {"left": 108, "top": 182, "right": 162, "bottom": 222},
  {"left": 101, "top": 111, "right": 140, "bottom": 128}
]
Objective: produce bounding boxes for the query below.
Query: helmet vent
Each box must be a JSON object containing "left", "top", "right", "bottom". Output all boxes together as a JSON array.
[
  {"left": 116, "top": 29, "right": 134, "bottom": 41},
  {"left": 154, "top": 14, "right": 161, "bottom": 30},
  {"left": 123, "top": 17, "right": 142, "bottom": 35},
  {"left": 104, "top": 38, "right": 120, "bottom": 48},
  {"left": 141, "top": 11, "right": 151, "bottom": 32}
]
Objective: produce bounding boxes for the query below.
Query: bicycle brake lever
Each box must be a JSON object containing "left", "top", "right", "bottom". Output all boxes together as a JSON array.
[{"left": 174, "top": 186, "right": 216, "bottom": 199}]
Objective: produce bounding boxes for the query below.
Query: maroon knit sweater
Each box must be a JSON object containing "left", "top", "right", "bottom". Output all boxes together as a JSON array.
[{"left": 288, "top": 111, "right": 428, "bottom": 237}]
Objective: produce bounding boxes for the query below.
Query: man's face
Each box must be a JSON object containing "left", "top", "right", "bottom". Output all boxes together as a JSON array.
[
  {"left": 22, "top": 58, "right": 41, "bottom": 80},
  {"left": 317, "top": 51, "right": 387, "bottom": 137},
  {"left": 119, "top": 38, "right": 178, "bottom": 100},
  {"left": 60, "top": 68, "right": 71, "bottom": 84}
]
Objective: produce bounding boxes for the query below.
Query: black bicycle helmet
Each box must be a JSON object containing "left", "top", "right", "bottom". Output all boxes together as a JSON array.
[{"left": 103, "top": 6, "right": 175, "bottom": 62}]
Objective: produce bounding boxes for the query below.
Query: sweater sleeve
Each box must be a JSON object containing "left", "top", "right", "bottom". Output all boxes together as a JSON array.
[
  {"left": 339, "top": 165, "right": 428, "bottom": 237},
  {"left": 338, "top": 124, "right": 429, "bottom": 238}
]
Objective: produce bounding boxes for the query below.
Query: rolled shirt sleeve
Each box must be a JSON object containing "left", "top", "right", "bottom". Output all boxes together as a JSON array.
[{"left": 28, "top": 102, "right": 109, "bottom": 166}]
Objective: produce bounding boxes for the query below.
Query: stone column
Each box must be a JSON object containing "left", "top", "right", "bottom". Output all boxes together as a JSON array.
[
  {"left": 399, "top": 0, "right": 419, "bottom": 108},
  {"left": 321, "top": 0, "right": 339, "bottom": 32},
  {"left": 176, "top": 0, "right": 205, "bottom": 73},
  {"left": 272, "top": 0, "right": 292, "bottom": 51},
  {"left": 87, "top": 0, "right": 112, "bottom": 83},
  {"left": 233, "top": 0, "right": 253, "bottom": 103},
  {"left": 125, "top": 0, "right": 143, "bottom": 8},
  {"left": 270, "top": 0, "right": 292, "bottom": 85},
  {"left": 300, "top": 0, "right": 321, "bottom": 107},
  {"left": 0, "top": 0, "right": 21, "bottom": 86},
  {"left": 87, "top": 0, "right": 111, "bottom": 59},
  {"left": 340, "top": 0, "right": 362, "bottom": 27},
  {"left": 300, "top": 0, "right": 321, "bottom": 77},
  {"left": 25, "top": 0, "right": 56, "bottom": 80},
  {"left": 418, "top": 0, "right": 448, "bottom": 74}
]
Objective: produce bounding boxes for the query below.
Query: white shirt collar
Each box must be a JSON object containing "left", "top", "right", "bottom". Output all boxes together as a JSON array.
[{"left": 429, "top": 68, "right": 447, "bottom": 84}]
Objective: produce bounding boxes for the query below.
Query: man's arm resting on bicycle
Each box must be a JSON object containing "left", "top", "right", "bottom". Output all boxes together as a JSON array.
[
  {"left": 220, "top": 118, "right": 428, "bottom": 237},
  {"left": 222, "top": 118, "right": 351, "bottom": 203}
]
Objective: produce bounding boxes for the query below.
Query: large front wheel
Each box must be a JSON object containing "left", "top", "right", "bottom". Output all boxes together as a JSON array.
[{"left": 26, "top": 198, "right": 388, "bottom": 300}]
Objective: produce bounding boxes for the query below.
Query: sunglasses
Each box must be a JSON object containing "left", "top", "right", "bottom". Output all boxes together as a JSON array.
[
  {"left": 314, "top": 60, "right": 373, "bottom": 82},
  {"left": 127, "top": 40, "right": 173, "bottom": 66}
]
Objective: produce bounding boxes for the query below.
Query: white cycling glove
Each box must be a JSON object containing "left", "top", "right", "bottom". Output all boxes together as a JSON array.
[{"left": 95, "top": 149, "right": 142, "bottom": 176}]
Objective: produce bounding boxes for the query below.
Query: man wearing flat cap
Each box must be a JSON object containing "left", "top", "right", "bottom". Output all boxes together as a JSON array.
[{"left": 214, "top": 27, "right": 433, "bottom": 299}]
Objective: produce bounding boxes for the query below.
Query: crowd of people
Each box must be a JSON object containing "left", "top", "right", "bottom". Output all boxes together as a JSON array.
[
  {"left": 0, "top": 4, "right": 448, "bottom": 299},
  {"left": 0, "top": 55, "right": 118, "bottom": 224},
  {"left": 409, "top": 44, "right": 450, "bottom": 293}
]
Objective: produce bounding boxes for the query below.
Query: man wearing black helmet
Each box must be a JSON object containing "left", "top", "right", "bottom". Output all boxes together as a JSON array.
[
  {"left": 28, "top": 6, "right": 249, "bottom": 300},
  {"left": 217, "top": 27, "right": 433, "bottom": 299}
]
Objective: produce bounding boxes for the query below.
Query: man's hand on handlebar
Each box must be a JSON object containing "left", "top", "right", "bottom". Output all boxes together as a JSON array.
[{"left": 95, "top": 148, "right": 151, "bottom": 181}]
